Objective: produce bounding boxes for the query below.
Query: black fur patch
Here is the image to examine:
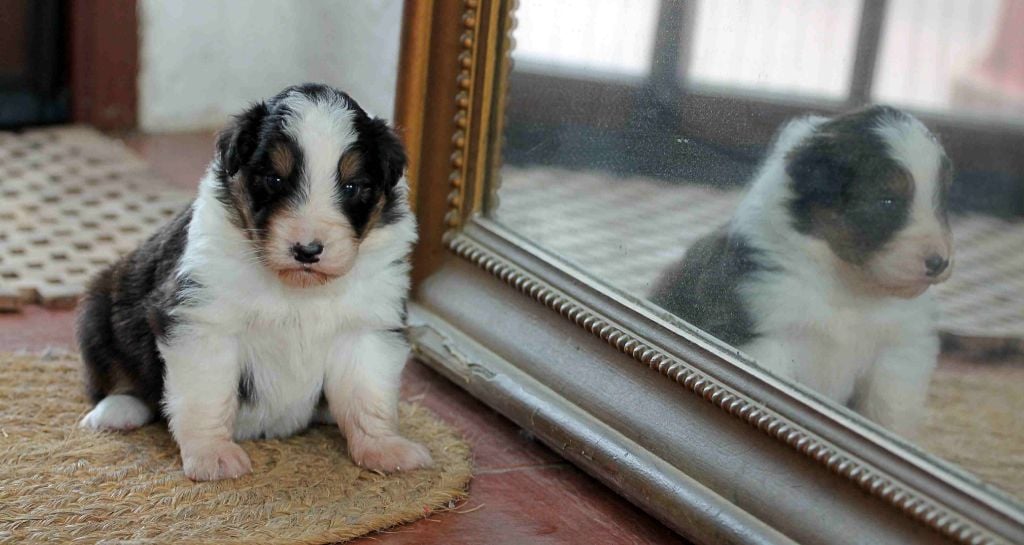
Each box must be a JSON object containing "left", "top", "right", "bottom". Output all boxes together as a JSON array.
[
  {"left": 786, "top": 105, "right": 917, "bottom": 265},
  {"left": 342, "top": 110, "right": 408, "bottom": 237},
  {"left": 238, "top": 366, "right": 256, "bottom": 404},
  {"left": 214, "top": 97, "right": 308, "bottom": 239},
  {"left": 650, "top": 227, "right": 772, "bottom": 346}
]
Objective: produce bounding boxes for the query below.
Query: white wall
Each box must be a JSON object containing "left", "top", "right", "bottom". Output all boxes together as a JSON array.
[{"left": 138, "top": 0, "right": 403, "bottom": 132}]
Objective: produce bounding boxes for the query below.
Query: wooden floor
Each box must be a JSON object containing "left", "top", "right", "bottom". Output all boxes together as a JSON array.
[{"left": 0, "top": 131, "right": 686, "bottom": 545}]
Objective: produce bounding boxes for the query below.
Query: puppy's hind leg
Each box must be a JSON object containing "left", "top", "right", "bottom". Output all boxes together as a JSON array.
[
  {"left": 77, "top": 283, "right": 155, "bottom": 431},
  {"left": 80, "top": 394, "right": 154, "bottom": 431}
]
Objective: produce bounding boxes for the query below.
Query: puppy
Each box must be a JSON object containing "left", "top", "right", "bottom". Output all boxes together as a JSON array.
[
  {"left": 76, "top": 83, "right": 432, "bottom": 481},
  {"left": 651, "top": 106, "right": 953, "bottom": 437}
]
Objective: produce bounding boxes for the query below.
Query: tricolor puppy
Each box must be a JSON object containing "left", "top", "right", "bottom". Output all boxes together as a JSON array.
[
  {"left": 77, "top": 84, "right": 431, "bottom": 481},
  {"left": 652, "top": 106, "right": 953, "bottom": 436}
]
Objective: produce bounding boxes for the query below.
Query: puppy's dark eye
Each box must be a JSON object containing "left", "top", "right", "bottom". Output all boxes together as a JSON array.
[
  {"left": 341, "top": 182, "right": 360, "bottom": 198},
  {"left": 878, "top": 197, "right": 896, "bottom": 208},
  {"left": 263, "top": 175, "right": 283, "bottom": 189}
]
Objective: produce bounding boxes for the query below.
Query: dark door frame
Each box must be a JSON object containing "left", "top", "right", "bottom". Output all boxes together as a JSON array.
[{"left": 68, "top": 0, "right": 139, "bottom": 131}]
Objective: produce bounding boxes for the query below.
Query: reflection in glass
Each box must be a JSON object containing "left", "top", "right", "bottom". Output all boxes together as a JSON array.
[
  {"left": 650, "top": 106, "right": 952, "bottom": 438},
  {"left": 496, "top": 0, "right": 1024, "bottom": 500},
  {"left": 688, "top": 0, "right": 860, "bottom": 99}
]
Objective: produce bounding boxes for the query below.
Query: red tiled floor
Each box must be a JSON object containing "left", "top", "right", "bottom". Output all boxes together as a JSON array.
[
  {"left": 0, "top": 131, "right": 686, "bottom": 544},
  {"left": 119, "top": 131, "right": 218, "bottom": 190},
  {"left": 382, "top": 361, "right": 686, "bottom": 545},
  {"left": 0, "top": 306, "right": 77, "bottom": 351}
]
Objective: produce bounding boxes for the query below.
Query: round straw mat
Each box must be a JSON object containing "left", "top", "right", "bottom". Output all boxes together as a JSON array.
[{"left": 0, "top": 352, "right": 472, "bottom": 544}]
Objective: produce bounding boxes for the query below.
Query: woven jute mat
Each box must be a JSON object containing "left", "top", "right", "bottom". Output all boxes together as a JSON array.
[
  {"left": 922, "top": 359, "right": 1024, "bottom": 504},
  {"left": 0, "top": 352, "right": 473, "bottom": 544}
]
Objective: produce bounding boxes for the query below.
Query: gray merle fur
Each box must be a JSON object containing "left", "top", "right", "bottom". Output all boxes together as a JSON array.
[
  {"left": 77, "top": 206, "right": 194, "bottom": 413},
  {"left": 650, "top": 227, "right": 771, "bottom": 346}
]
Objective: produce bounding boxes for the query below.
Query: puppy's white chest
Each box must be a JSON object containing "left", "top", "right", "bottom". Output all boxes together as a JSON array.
[
  {"left": 232, "top": 319, "right": 334, "bottom": 440},
  {"left": 744, "top": 277, "right": 903, "bottom": 401},
  {"left": 811, "top": 310, "right": 886, "bottom": 369}
]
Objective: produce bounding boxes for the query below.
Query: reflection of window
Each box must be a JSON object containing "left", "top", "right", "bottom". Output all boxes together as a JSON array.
[
  {"left": 512, "top": 0, "right": 659, "bottom": 79},
  {"left": 513, "top": 0, "right": 1024, "bottom": 123},
  {"left": 687, "top": 0, "right": 861, "bottom": 100},
  {"left": 506, "top": 0, "right": 1024, "bottom": 214},
  {"left": 874, "top": 0, "right": 1021, "bottom": 122}
]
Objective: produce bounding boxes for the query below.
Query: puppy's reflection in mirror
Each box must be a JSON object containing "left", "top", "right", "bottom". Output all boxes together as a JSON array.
[{"left": 652, "top": 106, "right": 953, "bottom": 437}]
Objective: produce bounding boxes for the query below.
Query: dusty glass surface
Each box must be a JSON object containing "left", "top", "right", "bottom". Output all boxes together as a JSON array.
[{"left": 492, "top": 0, "right": 1024, "bottom": 502}]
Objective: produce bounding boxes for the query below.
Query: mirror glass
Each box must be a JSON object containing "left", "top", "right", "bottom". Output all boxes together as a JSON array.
[{"left": 491, "top": 0, "right": 1024, "bottom": 502}]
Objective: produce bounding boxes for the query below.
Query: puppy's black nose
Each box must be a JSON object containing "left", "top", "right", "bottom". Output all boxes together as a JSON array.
[
  {"left": 292, "top": 241, "right": 324, "bottom": 264},
  {"left": 925, "top": 255, "right": 949, "bottom": 277}
]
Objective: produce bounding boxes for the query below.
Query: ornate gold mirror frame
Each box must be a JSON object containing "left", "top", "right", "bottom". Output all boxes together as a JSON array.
[{"left": 395, "top": 1, "right": 1024, "bottom": 543}]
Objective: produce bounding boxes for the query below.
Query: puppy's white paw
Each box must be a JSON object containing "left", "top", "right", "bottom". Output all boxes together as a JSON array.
[
  {"left": 350, "top": 435, "right": 433, "bottom": 473},
  {"left": 182, "top": 441, "right": 252, "bottom": 481},
  {"left": 79, "top": 395, "right": 153, "bottom": 431}
]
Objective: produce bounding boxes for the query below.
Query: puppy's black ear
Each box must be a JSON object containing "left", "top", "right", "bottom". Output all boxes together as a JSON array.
[
  {"left": 786, "top": 134, "right": 847, "bottom": 208},
  {"left": 216, "top": 102, "right": 269, "bottom": 177},
  {"left": 366, "top": 118, "right": 407, "bottom": 189}
]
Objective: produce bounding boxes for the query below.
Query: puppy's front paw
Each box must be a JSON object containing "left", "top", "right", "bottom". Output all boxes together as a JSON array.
[
  {"left": 182, "top": 441, "right": 252, "bottom": 481},
  {"left": 350, "top": 435, "right": 433, "bottom": 473}
]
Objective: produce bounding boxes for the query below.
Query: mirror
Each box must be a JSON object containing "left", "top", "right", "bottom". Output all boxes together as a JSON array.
[{"left": 491, "top": 0, "right": 1024, "bottom": 504}]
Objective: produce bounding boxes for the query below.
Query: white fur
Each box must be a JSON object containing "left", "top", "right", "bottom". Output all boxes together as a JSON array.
[
  {"left": 156, "top": 92, "right": 427, "bottom": 480},
  {"left": 80, "top": 394, "right": 153, "bottom": 431},
  {"left": 730, "top": 113, "right": 948, "bottom": 437},
  {"left": 870, "top": 117, "right": 954, "bottom": 288}
]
